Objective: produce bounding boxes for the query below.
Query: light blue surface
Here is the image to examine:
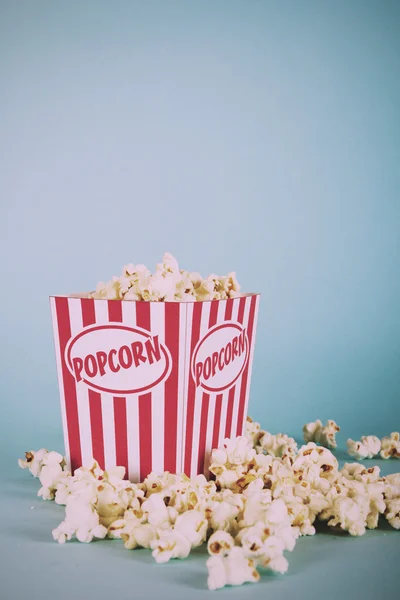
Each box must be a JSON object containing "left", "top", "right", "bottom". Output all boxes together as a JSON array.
[{"left": 0, "top": 1, "right": 399, "bottom": 598}]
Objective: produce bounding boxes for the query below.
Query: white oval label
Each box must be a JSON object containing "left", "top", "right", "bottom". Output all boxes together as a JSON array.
[
  {"left": 65, "top": 324, "right": 172, "bottom": 395},
  {"left": 191, "top": 322, "right": 249, "bottom": 392}
]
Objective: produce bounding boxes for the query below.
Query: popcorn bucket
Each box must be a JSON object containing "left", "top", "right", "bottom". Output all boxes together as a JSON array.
[{"left": 50, "top": 294, "right": 260, "bottom": 481}]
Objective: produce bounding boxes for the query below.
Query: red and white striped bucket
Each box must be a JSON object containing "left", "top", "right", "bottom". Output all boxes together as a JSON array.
[{"left": 50, "top": 294, "right": 260, "bottom": 481}]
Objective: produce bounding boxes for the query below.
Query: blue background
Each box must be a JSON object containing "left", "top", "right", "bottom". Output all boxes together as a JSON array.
[{"left": 0, "top": 1, "right": 399, "bottom": 599}]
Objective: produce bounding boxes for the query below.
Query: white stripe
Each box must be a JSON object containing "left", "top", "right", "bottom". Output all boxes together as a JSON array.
[
  {"left": 150, "top": 302, "right": 165, "bottom": 475},
  {"left": 177, "top": 303, "right": 188, "bottom": 475},
  {"left": 218, "top": 392, "right": 229, "bottom": 448},
  {"left": 191, "top": 301, "right": 211, "bottom": 477},
  {"left": 50, "top": 298, "right": 71, "bottom": 469},
  {"left": 230, "top": 298, "right": 246, "bottom": 438},
  {"left": 232, "top": 296, "right": 252, "bottom": 436},
  {"left": 94, "top": 300, "right": 116, "bottom": 471},
  {"left": 181, "top": 302, "right": 194, "bottom": 475},
  {"left": 203, "top": 300, "right": 227, "bottom": 474},
  {"left": 218, "top": 300, "right": 231, "bottom": 448},
  {"left": 203, "top": 394, "right": 215, "bottom": 476},
  {"left": 68, "top": 298, "right": 93, "bottom": 467},
  {"left": 241, "top": 295, "right": 260, "bottom": 435},
  {"left": 121, "top": 301, "right": 140, "bottom": 482}
]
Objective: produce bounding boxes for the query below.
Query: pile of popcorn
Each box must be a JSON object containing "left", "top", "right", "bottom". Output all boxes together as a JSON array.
[
  {"left": 19, "top": 418, "right": 399, "bottom": 591},
  {"left": 90, "top": 252, "right": 241, "bottom": 302}
]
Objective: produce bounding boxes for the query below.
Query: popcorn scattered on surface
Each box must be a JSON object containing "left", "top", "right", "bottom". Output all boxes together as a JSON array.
[
  {"left": 18, "top": 416, "right": 400, "bottom": 591},
  {"left": 303, "top": 419, "right": 340, "bottom": 449},
  {"left": 18, "top": 449, "right": 70, "bottom": 500},
  {"left": 52, "top": 487, "right": 108, "bottom": 544},
  {"left": 319, "top": 463, "right": 386, "bottom": 535},
  {"left": 90, "top": 252, "right": 241, "bottom": 302},
  {"left": 383, "top": 473, "right": 400, "bottom": 529},
  {"left": 380, "top": 432, "right": 400, "bottom": 459},
  {"left": 206, "top": 547, "right": 260, "bottom": 591},
  {"left": 18, "top": 449, "right": 50, "bottom": 478},
  {"left": 347, "top": 436, "right": 381, "bottom": 460}
]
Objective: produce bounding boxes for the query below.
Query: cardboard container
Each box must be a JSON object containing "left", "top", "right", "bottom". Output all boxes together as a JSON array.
[{"left": 50, "top": 293, "right": 260, "bottom": 481}]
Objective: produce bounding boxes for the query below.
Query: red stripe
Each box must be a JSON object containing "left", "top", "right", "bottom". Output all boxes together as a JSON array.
[
  {"left": 136, "top": 302, "right": 151, "bottom": 331},
  {"left": 55, "top": 297, "right": 82, "bottom": 473},
  {"left": 81, "top": 299, "right": 105, "bottom": 470},
  {"left": 81, "top": 298, "right": 95, "bottom": 325},
  {"left": 197, "top": 392, "right": 210, "bottom": 474},
  {"left": 108, "top": 300, "right": 123, "bottom": 322},
  {"left": 224, "top": 299, "right": 234, "bottom": 321},
  {"left": 164, "top": 303, "right": 180, "bottom": 473},
  {"left": 236, "top": 295, "right": 258, "bottom": 436},
  {"left": 237, "top": 296, "right": 246, "bottom": 324},
  {"left": 184, "top": 302, "right": 203, "bottom": 476},
  {"left": 136, "top": 302, "right": 152, "bottom": 481},
  {"left": 209, "top": 300, "right": 219, "bottom": 328},
  {"left": 212, "top": 393, "right": 223, "bottom": 451},
  {"left": 225, "top": 385, "right": 235, "bottom": 438},
  {"left": 108, "top": 301, "right": 128, "bottom": 476}
]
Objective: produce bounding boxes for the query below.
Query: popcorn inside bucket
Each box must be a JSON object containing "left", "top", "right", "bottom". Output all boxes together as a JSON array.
[{"left": 50, "top": 253, "right": 260, "bottom": 482}]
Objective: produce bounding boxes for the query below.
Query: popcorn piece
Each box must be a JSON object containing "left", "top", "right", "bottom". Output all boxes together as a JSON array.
[
  {"left": 383, "top": 472, "right": 400, "bottom": 499},
  {"left": 256, "top": 536, "right": 290, "bottom": 574},
  {"left": 340, "top": 463, "right": 381, "bottom": 485},
  {"left": 206, "top": 272, "right": 241, "bottom": 301},
  {"left": 383, "top": 473, "right": 400, "bottom": 529},
  {"left": 52, "top": 488, "right": 107, "bottom": 544},
  {"left": 209, "top": 437, "right": 256, "bottom": 490},
  {"left": 347, "top": 436, "right": 381, "bottom": 460},
  {"left": 321, "top": 494, "right": 369, "bottom": 536},
  {"left": 320, "top": 464, "right": 386, "bottom": 534},
  {"left": 95, "top": 477, "right": 136, "bottom": 528},
  {"left": 292, "top": 443, "right": 339, "bottom": 494},
  {"left": 255, "top": 431, "right": 298, "bottom": 459},
  {"left": 18, "top": 449, "right": 49, "bottom": 478},
  {"left": 54, "top": 459, "right": 104, "bottom": 505},
  {"left": 341, "top": 464, "right": 386, "bottom": 530},
  {"left": 52, "top": 463, "right": 137, "bottom": 542},
  {"left": 245, "top": 416, "right": 261, "bottom": 447},
  {"left": 207, "top": 531, "right": 235, "bottom": 556},
  {"left": 243, "top": 498, "right": 297, "bottom": 551},
  {"left": 205, "top": 495, "right": 241, "bottom": 534},
  {"left": 206, "top": 546, "right": 260, "bottom": 591},
  {"left": 110, "top": 512, "right": 156, "bottom": 549},
  {"left": 303, "top": 419, "right": 340, "bottom": 449},
  {"left": 141, "top": 493, "right": 174, "bottom": 529},
  {"left": 380, "top": 432, "right": 400, "bottom": 459},
  {"left": 142, "top": 471, "right": 177, "bottom": 496},
  {"left": 385, "top": 498, "right": 400, "bottom": 529},
  {"left": 213, "top": 436, "right": 256, "bottom": 468},
  {"left": 240, "top": 480, "right": 273, "bottom": 527},
  {"left": 173, "top": 509, "right": 208, "bottom": 547},
  {"left": 37, "top": 451, "right": 69, "bottom": 500},
  {"left": 150, "top": 529, "right": 191, "bottom": 563}
]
